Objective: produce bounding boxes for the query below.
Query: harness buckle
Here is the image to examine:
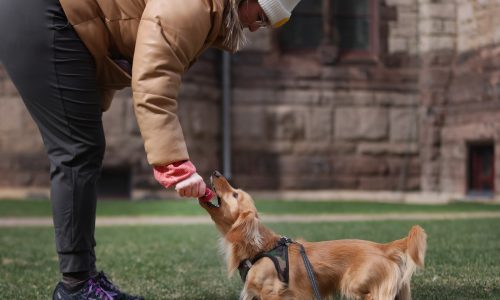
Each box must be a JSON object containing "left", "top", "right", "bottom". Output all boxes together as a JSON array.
[{"left": 279, "top": 236, "right": 293, "bottom": 245}]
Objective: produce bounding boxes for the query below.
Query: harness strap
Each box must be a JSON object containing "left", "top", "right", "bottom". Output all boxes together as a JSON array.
[
  {"left": 298, "top": 244, "right": 322, "bottom": 300},
  {"left": 238, "top": 237, "right": 322, "bottom": 300},
  {"left": 239, "top": 237, "right": 291, "bottom": 283}
]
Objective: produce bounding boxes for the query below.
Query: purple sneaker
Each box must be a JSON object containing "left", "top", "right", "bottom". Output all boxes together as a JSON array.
[
  {"left": 94, "top": 271, "right": 144, "bottom": 300},
  {"left": 52, "top": 278, "right": 115, "bottom": 300}
]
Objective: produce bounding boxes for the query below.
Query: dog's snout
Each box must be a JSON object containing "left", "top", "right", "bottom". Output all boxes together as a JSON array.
[{"left": 213, "top": 171, "right": 222, "bottom": 178}]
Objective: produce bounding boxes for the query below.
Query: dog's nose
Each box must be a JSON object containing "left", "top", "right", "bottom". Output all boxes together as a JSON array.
[{"left": 213, "top": 171, "right": 222, "bottom": 178}]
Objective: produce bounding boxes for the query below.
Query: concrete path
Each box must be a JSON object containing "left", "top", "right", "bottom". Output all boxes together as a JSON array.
[{"left": 1, "top": 211, "right": 500, "bottom": 227}]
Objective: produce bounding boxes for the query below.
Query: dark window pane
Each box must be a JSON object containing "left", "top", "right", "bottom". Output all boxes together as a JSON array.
[
  {"left": 297, "top": 0, "right": 322, "bottom": 14},
  {"left": 482, "top": 148, "right": 493, "bottom": 175},
  {"left": 468, "top": 143, "right": 495, "bottom": 193},
  {"left": 279, "top": 0, "right": 322, "bottom": 50},
  {"left": 336, "top": 18, "right": 370, "bottom": 50},
  {"left": 279, "top": 16, "right": 323, "bottom": 50},
  {"left": 279, "top": 0, "right": 375, "bottom": 52},
  {"left": 333, "top": 0, "right": 369, "bottom": 15}
]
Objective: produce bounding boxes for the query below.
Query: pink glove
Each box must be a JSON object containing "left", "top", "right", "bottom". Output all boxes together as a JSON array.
[
  {"left": 153, "top": 160, "right": 196, "bottom": 188},
  {"left": 153, "top": 161, "right": 213, "bottom": 200}
]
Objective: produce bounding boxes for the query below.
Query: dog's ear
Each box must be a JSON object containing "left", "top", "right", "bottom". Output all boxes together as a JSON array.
[{"left": 227, "top": 211, "right": 262, "bottom": 248}]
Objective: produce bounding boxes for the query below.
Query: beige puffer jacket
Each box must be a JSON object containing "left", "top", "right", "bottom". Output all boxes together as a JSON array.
[{"left": 59, "top": 0, "right": 232, "bottom": 166}]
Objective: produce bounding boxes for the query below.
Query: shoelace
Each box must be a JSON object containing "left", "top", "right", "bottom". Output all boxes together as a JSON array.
[
  {"left": 85, "top": 279, "right": 115, "bottom": 300},
  {"left": 97, "top": 272, "right": 119, "bottom": 295}
]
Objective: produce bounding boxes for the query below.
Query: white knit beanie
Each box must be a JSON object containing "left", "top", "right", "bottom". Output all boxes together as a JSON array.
[{"left": 257, "top": 0, "right": 302, "bottom": 28}]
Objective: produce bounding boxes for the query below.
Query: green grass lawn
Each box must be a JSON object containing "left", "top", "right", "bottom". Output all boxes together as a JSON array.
[
  {"left": 1, "top": 218, "right": 499, "bottom": 299},
  {"left": 1, "top": 198, "right": 500, "bottom": 217}
]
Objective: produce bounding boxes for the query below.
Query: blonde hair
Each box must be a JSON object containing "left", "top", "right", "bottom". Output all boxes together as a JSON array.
[{"left": 223, "top": 0, "right": 247, "bottom": 52}]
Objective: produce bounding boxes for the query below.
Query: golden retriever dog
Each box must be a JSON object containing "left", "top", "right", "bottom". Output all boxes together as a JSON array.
[{"left": 199, "top": 171, "right": 427, "bottom": 300}]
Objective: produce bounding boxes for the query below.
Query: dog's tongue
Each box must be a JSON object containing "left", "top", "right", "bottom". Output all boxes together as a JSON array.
[{"left": 199, "top": 187, "right": 214, "bottom": 203}]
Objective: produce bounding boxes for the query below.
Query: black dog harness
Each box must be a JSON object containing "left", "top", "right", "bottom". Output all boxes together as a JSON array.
[
  {"left": 238, "top": 236, "right": 322, "bottom": 300},
  {"left": 238, "top": 236, "right": 292, "bottom": 284}
]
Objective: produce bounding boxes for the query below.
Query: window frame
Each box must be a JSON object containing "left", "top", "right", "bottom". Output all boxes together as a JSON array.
[
  {"left": 277, "top": 0, "right": 380, "bottom": 63},
  {"left": 330, "top": 0, "right": 380, "bottom": 61}
]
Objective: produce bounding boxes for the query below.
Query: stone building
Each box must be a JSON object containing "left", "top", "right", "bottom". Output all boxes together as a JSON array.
[{"left": 1, "top": 0, "right": 499, "bottom": 202}]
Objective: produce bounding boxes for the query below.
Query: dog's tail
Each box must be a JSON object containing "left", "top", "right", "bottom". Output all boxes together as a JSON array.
[
  {"left": 395, "top": 225, "right": 426, "bottom": 300},
  {"left": 406, "top": 225, "right": 427, "bottom": 268}
]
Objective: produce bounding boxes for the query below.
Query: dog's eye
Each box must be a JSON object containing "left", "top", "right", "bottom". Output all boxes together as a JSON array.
[{"left": 233, "top": 192, "right": 238, "bottom": 199}]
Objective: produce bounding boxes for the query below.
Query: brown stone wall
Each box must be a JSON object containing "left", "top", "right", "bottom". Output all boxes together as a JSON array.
[
  {"left": 419, "top": 0, "right": 500, "bottom": 199},
  {"left": 440, "top": 46, "right": 500, "bottom": 196},
  {"left": 0, "top": 68, "right": 49, "bottom": 188},
  {"left": 417, "top": 0, "right": 458, "bottom": 194},
  {"left": 229, "top": 0, "right": 421, "bottom": 191}
]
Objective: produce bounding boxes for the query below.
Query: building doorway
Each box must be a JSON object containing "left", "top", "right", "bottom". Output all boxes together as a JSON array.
[{"left": 467, "top": 142, "right": 495, "bottom": 196}]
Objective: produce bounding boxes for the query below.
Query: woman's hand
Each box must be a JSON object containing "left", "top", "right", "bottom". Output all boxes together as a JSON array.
[{"left": 174, "top": 172, "right": 207, "bottom": 198}]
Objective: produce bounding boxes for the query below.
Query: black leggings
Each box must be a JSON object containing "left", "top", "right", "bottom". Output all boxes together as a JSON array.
[{"left": 0, "top": 0, "right": 103, "bottom": 273}]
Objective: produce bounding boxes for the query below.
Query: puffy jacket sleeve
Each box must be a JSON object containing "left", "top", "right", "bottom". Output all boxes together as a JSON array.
[{"left": 132, "top": 0, "right": 213, "bottom": 166}]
